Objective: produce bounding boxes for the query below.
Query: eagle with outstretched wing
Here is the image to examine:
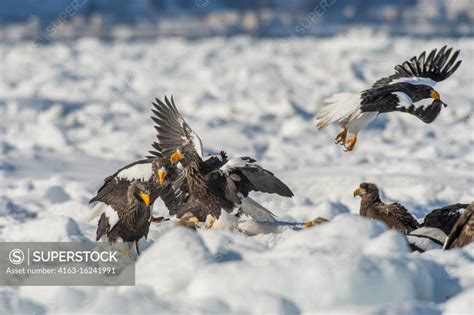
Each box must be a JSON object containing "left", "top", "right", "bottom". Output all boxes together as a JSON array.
[
  {"left": 317, "top": 46, "right": 462, "bottom": 151},
  {"left": 151, "top": 96, "right": 294, "bottom": 222}
]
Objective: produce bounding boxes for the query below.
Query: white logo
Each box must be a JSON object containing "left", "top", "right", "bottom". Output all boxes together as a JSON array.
[{"left": 9, "top": 249, "right": 25, "bottom": 265}]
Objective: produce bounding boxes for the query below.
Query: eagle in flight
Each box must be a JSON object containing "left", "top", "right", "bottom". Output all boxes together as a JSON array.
[{"left": 317, "top": 46, "right": 462, "bottom": 151}]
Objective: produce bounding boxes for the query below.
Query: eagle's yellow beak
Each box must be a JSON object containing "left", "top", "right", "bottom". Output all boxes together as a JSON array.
[
  {"left": 431, "top": 90, "right": 440, "bottom": 100},
  {"left": 158, "top": 170, "right": 167, "bottom": 186},
  {"left": 139, "top": 192, "right": 150, "bottom": 207},
  {"left": 170, "top": 151, "right": 184, "bottom": 164},
  {"left": 353, "top": 188, "right": 363, "bottom": 198}
]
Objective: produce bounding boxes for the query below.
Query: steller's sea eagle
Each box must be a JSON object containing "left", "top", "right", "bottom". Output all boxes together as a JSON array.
[
  {"left": 150, "top": 96, "right": 294, "bottom": 222},
  {"left": 317, "top": 46, "right": 462, "bottom": 151},
  {"left": 444, "top": 202, "right": 474, "bottom": 249},
  {"left": 353, "top": 182, "right": 419, "bottom": 234}
]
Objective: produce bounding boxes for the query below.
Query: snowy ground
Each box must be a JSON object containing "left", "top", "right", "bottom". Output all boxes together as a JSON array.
[{"left": 1, "top": 32, "right": 473, "bottom": 314}]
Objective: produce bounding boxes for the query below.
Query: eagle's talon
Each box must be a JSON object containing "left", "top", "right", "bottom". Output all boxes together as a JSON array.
[
  {"left": 123, "top": 248, "right": 135, "bottom": 261},
  {"left": 344, "top": 135, "right": 357, "bottom": 152},
  {"left": 335, "top": 128, "right": 348, "bottom": 145}
]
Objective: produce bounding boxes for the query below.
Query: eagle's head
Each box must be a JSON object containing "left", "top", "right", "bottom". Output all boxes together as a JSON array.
[
  {"left": 353, "top": 182, "right": 379, "bottom": 198},
  {"left": 130, "top": 181, "right": 151, "bottom": 207},
  {"left": 152, "top": 159, "right": 169, "bottom": 186},
  {"left": 411, "top": 84, "right": 442, "bottom": 104}
]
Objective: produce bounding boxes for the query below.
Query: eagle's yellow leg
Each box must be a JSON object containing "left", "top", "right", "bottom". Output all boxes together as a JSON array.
[
  {"left": 335, "top": 128, "right": 348, "bottom": 144},
  {"left": 122, "top": 248, "right": 135, "bottom": 261},
  {"left": 344, "top": 134, "right": 357, "bottom": 152}
]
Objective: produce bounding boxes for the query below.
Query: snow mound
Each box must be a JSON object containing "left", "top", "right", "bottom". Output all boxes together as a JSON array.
[
  {"left": 136, "top": 227, "right": 214, "bottom": 295},
  {"left": 3, "top": 216, "right": 84, "bottom": 241},
  {"left": 444, "top": 288, "right": 474, "bottom": 315}
]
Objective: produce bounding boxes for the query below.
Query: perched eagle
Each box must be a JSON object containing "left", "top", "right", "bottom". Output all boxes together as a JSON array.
[
  {"left": 353, "top": 182, "right": 419, "bottom": 234},
  {"left": 317, "top": 46, "right": 462, "bottom": 151},
  {"left": 92, "top": 180, "right": 151, "bottom": 254},
  {"left": 150, "top": 96, "right": 294, "bottom": 222},
  {"left": 444, "top": 202, "right": 474, "bottom": 249}
]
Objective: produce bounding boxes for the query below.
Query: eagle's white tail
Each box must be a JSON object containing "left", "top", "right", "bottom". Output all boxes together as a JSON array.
[
  {"left": 240, "top": 197, "right": 277, "bottom": 223},
  {"left": 85, "top": 202, "right": 108, "bottom": 222},
  {"left": 316, "top": 93, "right": 361, "bottom": 129},
  {"left": 85, "top": 202, "right": 120, "bottom": 231}
]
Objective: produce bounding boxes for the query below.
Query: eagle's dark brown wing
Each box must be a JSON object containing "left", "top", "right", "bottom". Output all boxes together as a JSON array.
[
  {"left": 216, "top": 157, "right": 294, "bottom": 200},
  {"left": 444, "top": 203, "right": 474, "bottom": 249},
  {"left": 372, "top": 46, "right": 462, "bottom": 88},
  {"left": 97, "top": 202, "right": 151, "bottom": 243},
  {"left": 151, "top": 96, "right": 203, "bottom": 159},
  {"left": 89, "top": 159, "right": 155, "bottom": 206},
  {"left": 375, "top": 202, "right": 420, "bottom": 234},
  {"left": 360, "top": 84, "right": 443, "bottom": 124},
  {"left": 146, "top": 142, "right": 164, "bottom": 159}
]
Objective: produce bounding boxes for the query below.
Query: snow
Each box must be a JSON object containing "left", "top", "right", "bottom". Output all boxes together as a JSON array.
[{"left": 1, "top": 33, "right": 473, "bottom": 314}]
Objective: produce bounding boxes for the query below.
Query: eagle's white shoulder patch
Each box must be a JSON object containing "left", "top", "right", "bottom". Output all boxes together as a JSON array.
[
  {"left": 220, "top": 157, "right": 256, "bottom": 174},
  {"left": 116, "top": 163, "right": 153, "bottom": 181},
  {"left": 392, "top": 92, "right": 413, "bottom": 109}
]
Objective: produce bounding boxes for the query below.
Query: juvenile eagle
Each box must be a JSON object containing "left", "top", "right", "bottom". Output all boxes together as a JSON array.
[
  {"left": 317, "top": 46, "right": 462, "bottom": 151},
  {"left": 353, "top": 182, "right": 419, "bottom": 234},
  {"left": 151, "top": 96, "right": 294, "bottom": 222}
]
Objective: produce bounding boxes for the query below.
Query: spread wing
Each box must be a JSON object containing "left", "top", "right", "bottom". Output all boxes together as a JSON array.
[
  {"left": 372, "top": 46, "right": 462, "bottom": 88},
  {"left": 205, "top": 157, "right": 293, "bottom": 222},
  {"left": 201, "top": 151, "right": 228, "bottom": 174},
  {"left": 360, "top": 89, "right": 444, "bottom": 124},
  {"left": 217, "top": 157, "right": 294, "bottom": 200},
  {"left": 89, "top": 159, "right": 155, "bottom": 207},
  {"left": 146, "top": 141, "right": 164, "bottom": 159},
  {"left": 151, "top": 96, "right": 203, "bottom": 159}
]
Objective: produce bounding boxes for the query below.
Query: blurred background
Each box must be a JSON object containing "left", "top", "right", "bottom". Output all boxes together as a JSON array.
[{"left": 1, "top": 0, "right": 473, "bottom": 41}]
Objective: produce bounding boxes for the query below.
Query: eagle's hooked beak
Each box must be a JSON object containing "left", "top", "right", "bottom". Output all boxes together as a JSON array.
[
  {"left": 170, "top": 150, "right": 184, "bottom": 164},
  {"left": 139, "top": 192, "right": 151, "bottom": 207},
  {"left": 353, "top": 188, "right": 364, "bottom": 198},
  {"left": 431, "top": 90, "right": 440, "bottom": 100},
  {"left": 158, "top": 169, "right": 167, "bottom": 186}
]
